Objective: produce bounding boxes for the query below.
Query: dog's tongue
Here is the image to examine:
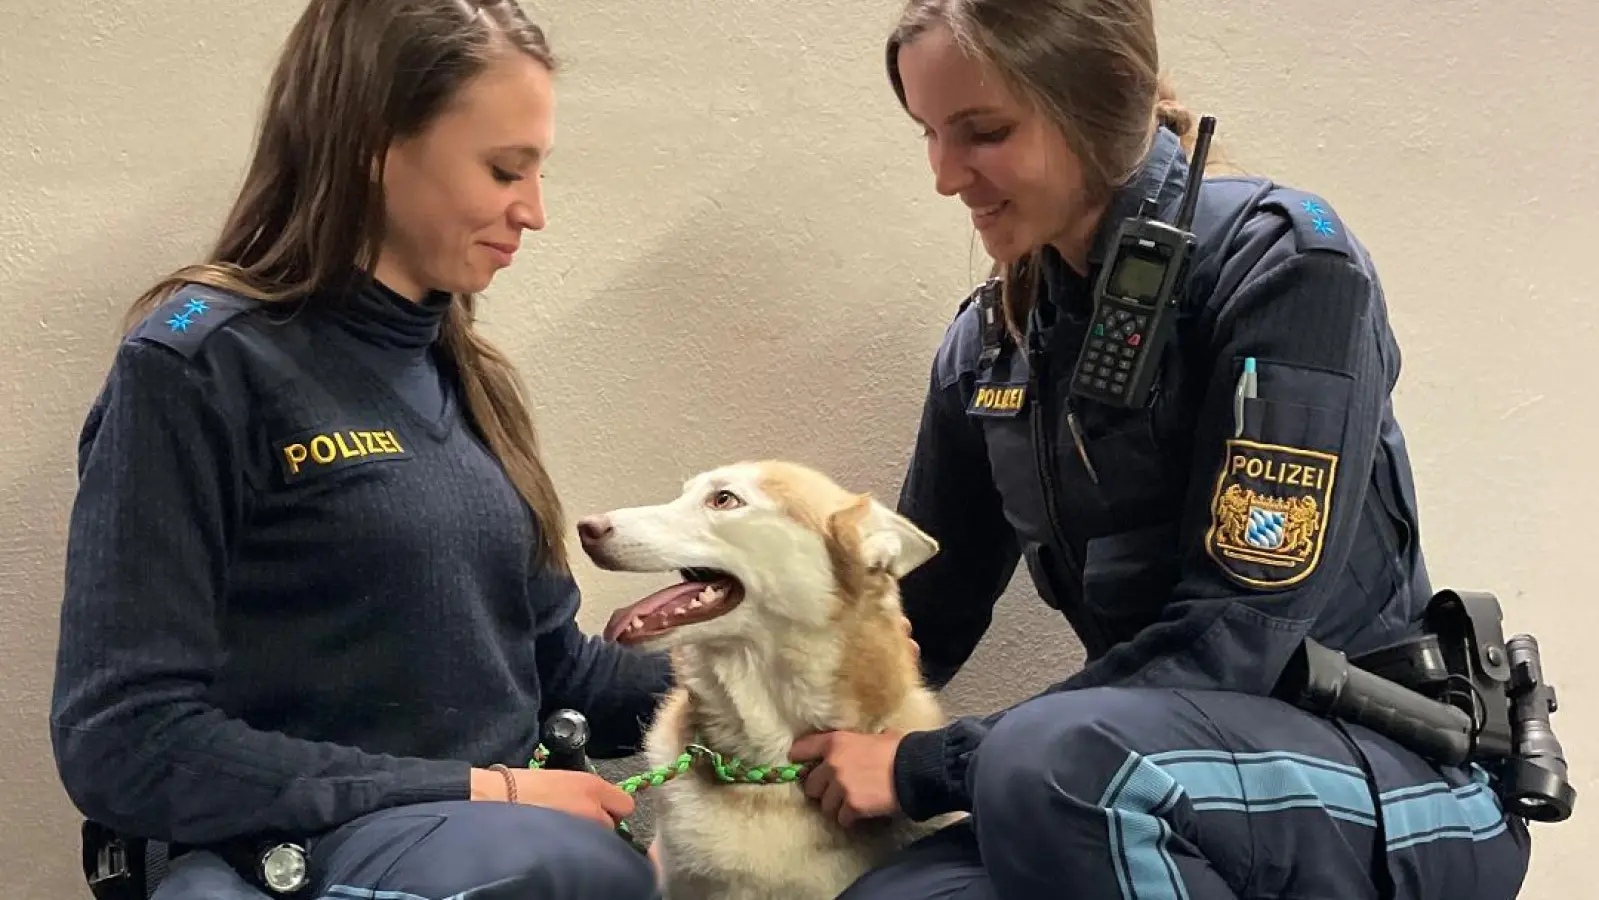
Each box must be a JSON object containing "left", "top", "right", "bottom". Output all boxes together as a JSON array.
[{"left": 603, "top": 579, "right": 709, "bottom": 642}]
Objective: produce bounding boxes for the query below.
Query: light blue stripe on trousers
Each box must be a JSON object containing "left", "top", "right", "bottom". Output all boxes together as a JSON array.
[
  {"left": 325, "top": 885, "right": 468, "bottom": 900},
  {"left": 1101, "top": 751, "right": 1192, "bottom": 900},
  {"left": 1097, "top": 749, "right": 1509, "bottom": 900}
]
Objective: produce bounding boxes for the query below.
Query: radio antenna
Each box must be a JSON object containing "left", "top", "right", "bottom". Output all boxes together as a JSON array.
[{"left": 1174, "top": 115, "right": 1216, "bottom": 232}]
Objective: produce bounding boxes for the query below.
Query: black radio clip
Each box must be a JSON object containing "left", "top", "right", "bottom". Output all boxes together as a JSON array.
[
  {"left": 1278, "top": 588, "right": 1576, "bottom": 824},
  {"left": 1070, "top": 115, "right": 1217, "bottom": 408}
]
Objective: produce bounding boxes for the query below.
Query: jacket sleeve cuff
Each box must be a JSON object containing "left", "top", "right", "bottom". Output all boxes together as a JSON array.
[
  {"left": 388, "top": 759, "right": 474, "bottom": 805},
  {"left": 892, "top": 725, "right": 975, "bottom": 821}
]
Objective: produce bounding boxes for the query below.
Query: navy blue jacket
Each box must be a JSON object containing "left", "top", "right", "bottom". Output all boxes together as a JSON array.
[{"left": 892, "top": 126, "right": 1432, "bottom": 820}]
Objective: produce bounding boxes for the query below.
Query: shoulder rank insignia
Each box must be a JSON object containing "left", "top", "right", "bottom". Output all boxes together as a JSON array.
[
  {"left": 1263, "top": 188, "right": 1351, "bottom": 258},
  {"left": 130, "top": 285, "right": 255, "bottom": 357},
  {"left": 1204, "top": 438, "right": 1338, "bottom": 589}
]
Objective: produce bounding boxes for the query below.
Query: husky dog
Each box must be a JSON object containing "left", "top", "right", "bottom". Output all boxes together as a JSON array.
[{"left": 577, "top": 460, "right": 951, "bottom": 900}]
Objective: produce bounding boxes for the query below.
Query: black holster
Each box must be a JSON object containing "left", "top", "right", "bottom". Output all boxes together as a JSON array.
[
  {"left": 1275, "top": 588, "right": 1576, "bottom": 824},
  {"left": 82, "top": 820, "right": 149, "bottom": 900}
]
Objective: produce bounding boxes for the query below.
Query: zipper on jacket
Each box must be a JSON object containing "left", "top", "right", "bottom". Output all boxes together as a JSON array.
[
  {"left": 1028, "top": 346, "right": 1076, "bottom": 568},
  {"left": 1030, "top": 343, "right": 1119, "bottom": 656}
]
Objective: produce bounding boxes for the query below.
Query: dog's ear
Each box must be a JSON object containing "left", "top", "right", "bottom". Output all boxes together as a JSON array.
[{"left": 843, "top": 495, "right": 939, "bottom": 579}]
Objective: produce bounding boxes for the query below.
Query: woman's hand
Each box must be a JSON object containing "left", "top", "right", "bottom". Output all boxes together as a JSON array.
[
  {"left": 789, "top": 730, "right": 905, "bottom": 827},
  {"left": 471, "top": 766, "right": 635, "bottom": 829}
]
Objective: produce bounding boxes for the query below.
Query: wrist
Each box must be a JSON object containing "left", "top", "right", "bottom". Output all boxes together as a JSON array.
[
  {"left": 892, "top": 729, "right": 945, "bottom": 820},
  {"left": 893, "top": 723, "right": 980, "bottom": 821},
  {"left": 469, "top": 766, "right": 514, "bottom": 802}
]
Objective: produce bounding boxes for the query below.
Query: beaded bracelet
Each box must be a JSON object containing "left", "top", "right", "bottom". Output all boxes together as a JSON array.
[{"left": 488, "top": 763, "right": 518, "bottom": 802}]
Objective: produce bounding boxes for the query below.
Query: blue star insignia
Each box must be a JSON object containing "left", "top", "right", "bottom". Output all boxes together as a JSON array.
[
  {"left": 184, "top": 298, "right": 210, "bottom": 316},
  {"left": 166, "top": 311, "right": 194, "bottom": 332},
  {"left": 1301, "top": 199, "right": 1326, "bottom": 216},
  {"left": 1311, "top": 216, "right": 1337, "bottom": 237}
]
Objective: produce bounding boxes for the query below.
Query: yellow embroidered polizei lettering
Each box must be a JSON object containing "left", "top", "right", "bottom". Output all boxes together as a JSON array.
[
  {"left": 973, "top": 385, "right": 1025, "bottom": 413},
  {"left": 280, "top": 429, "right": 408, "bottom": 477},
  {"left": 1204, "top": 438, "right": 1338, "bottom": 589}
]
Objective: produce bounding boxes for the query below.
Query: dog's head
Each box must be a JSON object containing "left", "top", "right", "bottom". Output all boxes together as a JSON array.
[{"left": 578, "top": 460, "right": 938, "bottom": 650}]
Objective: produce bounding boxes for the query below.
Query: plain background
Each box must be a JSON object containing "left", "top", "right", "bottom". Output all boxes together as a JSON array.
[{"left": 2, "top": 0, "right": 1593, "bottom": 895}]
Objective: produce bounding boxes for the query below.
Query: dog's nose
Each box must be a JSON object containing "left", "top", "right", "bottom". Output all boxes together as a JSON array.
[{"left": 576, "top": 514, "right": 613, "bottom": 544}]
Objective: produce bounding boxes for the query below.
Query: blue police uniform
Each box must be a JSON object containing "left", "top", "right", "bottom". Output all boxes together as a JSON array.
[
  {"left": 843, "top": 126, "right": 1533, "bottom": 899},
  {"left": 52, "top": 277, "right": 668, "bottom": 899}
]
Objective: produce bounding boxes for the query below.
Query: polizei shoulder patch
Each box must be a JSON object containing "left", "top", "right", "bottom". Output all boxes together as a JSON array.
[{"left": 1204, "top": 438, "right": 1338, "bottom": 589}]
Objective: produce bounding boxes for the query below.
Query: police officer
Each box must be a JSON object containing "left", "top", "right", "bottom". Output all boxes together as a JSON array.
[
  {"left": 50, "top": 2, "right": 667, "bottom": 898},
  {"left": 790, "top": 2, "right": 1534, "bottom": 898}
]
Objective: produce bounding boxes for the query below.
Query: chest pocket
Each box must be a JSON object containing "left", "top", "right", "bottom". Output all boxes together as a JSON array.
[
  {"left": 1233, "top": 356, "right": 1353, "bottom": 453},
  {"left": 1056, "top": 317, "right": 1199, "bottom": 530},
  {"left": 1067, "top": 408, "right": 1171, "bottom": 513},
  {"left": 1069, "top": 391, "right": 1185, "bottom": 626}
]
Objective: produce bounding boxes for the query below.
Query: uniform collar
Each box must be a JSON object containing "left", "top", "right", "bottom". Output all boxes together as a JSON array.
[
  {"left": 1036, "top": 126, "right": 1188, "bottom": 330},
  {"left": 1035, "top": 244, "right": 1091, "bottom": 327},
  {"left": 1086, "top": 125, "right": 1191, "bottom": 268},
  {"left": 324, "top": 272, "right": 451, "bottom": 353}
]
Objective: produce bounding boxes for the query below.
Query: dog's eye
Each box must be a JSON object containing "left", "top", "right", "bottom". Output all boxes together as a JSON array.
[{"left": 707, "top": 489, "right": 744, "bottom": 511}]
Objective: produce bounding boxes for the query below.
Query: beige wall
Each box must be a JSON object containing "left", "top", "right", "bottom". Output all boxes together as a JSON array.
[{"left": 2, "top": 0, "right": 1592, "bottom": 895}]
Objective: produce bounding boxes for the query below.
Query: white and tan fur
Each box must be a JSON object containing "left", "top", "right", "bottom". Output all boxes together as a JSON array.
[{"left": 578, "top": 460, "right": 954, "bottom": 900}]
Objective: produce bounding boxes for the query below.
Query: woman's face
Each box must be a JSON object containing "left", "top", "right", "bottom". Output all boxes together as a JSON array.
[
  {"left": 896, "top": 24, "right": 1094, "bottom": 266},
  {"left": 376, "top": 50, "right": 554, "bottom": 300}
]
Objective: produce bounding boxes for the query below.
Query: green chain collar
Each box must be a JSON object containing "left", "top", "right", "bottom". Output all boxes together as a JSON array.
[{"left": 526, "top": 742, "right": 818, "bottom": 853}]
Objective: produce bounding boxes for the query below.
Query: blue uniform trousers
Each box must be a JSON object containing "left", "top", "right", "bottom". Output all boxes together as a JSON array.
[
  {"left": 841, "top": 687, "right": 1531, "bottom": 899},
  {"left": 151, "top": 801, "right": 659, "bottom": 900}
]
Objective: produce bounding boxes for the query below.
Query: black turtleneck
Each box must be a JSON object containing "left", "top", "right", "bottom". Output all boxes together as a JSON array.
[
  {"left": 50, "top": 278, "right": 673, "bottom": 847},
  {"left": 323, "top": 278, "right": 453, "bottom": 423}
]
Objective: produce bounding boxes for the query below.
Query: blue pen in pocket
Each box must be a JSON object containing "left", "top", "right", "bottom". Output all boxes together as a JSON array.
[{"left": 1233, "top": 356, "right": 1257, "bottom": 437}]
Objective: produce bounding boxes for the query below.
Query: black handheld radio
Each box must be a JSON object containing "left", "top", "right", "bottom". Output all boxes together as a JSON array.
[{"left": 1069, "top": 115, "right": 1217, "bottom": 407}]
